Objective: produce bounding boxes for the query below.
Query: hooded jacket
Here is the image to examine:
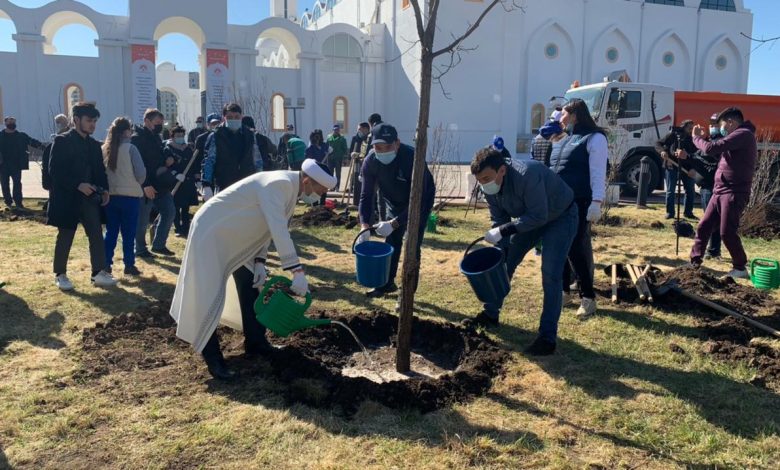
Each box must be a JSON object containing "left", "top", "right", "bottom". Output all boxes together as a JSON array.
[{"left": 693, "top": 121, "right": 757, "bottom": 195}]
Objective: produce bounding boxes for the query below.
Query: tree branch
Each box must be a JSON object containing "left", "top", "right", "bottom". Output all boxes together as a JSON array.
[
  {"left": 409, "top": 0, "right": 426, "bottom": 42},
  {"left": 431, "top": 0, "right": 518, "bottom": 58},
  {"left": 741, "top": 32, "right": 780, "bottom": 44}
]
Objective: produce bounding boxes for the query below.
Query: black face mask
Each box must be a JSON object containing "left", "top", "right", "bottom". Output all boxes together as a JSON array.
[
  {"left": 153, "top": 124, "right": 163, "bottom": 134},
  {"left": 6, "top": 123, "right": 16, "bottom": 131}
]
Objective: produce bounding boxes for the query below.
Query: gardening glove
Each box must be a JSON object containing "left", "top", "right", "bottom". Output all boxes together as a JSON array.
[
  {"left": 356, "top": 228, "right": 371, "bottom": 245},
  {"left": 201, "top": 186, "right": 214, "bottom": 202},
  {"left": 174, "top": 172, "right": 186, "bottom": 182},
  {"left": 290, "top": 269, "right": 309, "bottom": 297},
  {"left": 374, "top": 220, "right": 395, "bottom": 237},
  {"left": 484, "top": 227, "right": 503, "bottom": 244},
  {"left": 586, "top": 201, "right": 602, "bottom": 222},
  {"left": 252, "top": 259, "right": 267, "bottom": 289}
]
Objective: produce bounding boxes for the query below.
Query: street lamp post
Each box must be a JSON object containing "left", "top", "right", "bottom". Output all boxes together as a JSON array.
[{"left": 284, "top": 97, "right": 306, "bottom": 133}]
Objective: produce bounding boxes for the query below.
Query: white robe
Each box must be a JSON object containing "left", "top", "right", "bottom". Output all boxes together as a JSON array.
[{"left": 170, "top": 171, "right": 301, "bottom": 352}]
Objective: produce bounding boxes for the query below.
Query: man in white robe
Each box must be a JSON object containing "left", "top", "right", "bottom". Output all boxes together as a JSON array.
[{"left": 170, "top": 159, "right": 336, "bottom": 380}]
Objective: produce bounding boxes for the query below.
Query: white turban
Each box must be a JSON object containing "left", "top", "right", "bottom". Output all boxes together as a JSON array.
[{"left": 301, "top": 159, "right": 337, "bottom": 189}]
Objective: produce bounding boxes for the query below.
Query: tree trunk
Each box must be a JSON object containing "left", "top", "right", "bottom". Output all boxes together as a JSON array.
[{"left": 396, "top": 50, "right": 434, "bottom": 373}]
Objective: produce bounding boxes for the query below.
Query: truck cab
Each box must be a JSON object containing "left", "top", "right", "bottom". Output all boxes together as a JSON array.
[{"left": 564, "top": 82, "right": 674, "bottom": 195}]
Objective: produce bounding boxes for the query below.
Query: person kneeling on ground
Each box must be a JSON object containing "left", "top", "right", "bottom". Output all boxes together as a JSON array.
[
  {"left": 355, "top": 123, "right": 436, "bottom": 300},
  {"left": 47, "top": 102, "right": 117, "bottom": 290},
  {"left": 466, "top": 148, "right": 577, "bottom": 356},
  {"left": 170, "top": 159, "right": 336, "bottom": 381}
]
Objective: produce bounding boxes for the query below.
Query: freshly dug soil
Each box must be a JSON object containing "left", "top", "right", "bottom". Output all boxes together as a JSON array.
[
  {"left": 75, "top": 304, "right": 509, "bottom": 414},
  {"left": 291, "top": 206, "right": 358, "bottom": 229},
  {"left": 341, "top": 346, "right": 450, "bottom": 383},
  {"left": 740, "top": 203, "right": 780, "bottom": 240},
  {"left": 0, "top": 206, "right": 47, "bottom": 224}
]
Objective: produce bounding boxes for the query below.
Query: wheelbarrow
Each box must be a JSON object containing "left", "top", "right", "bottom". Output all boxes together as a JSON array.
[
  {"left": 254, "top": 276, "right": 331, "bottom": 337},
  {"left": 653, "top": 278, "right": 780, "bottom": 339}
]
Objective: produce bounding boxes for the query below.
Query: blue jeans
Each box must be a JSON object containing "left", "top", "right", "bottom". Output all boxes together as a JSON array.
[
  {"left": 665, "top": 168, "right": 695, "bottom": 217},
  {"left": 105, "top": 196, "right": 141, "bottom": 267},
  {"left": 483, "top": 204, "right": 578, "bottom": 343},
  {"left": 135, "top": 192, "right": 175, "bottom": 254},
  {"left": 699, "top": 188, "right": 722, "bottom": 256}
]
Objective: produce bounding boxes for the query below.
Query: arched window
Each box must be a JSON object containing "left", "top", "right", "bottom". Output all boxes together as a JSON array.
[
  {"left": 271, "top": 93, "right": 287, "bottom": 131},
  {"left": 333, "top": 97, "right": 348, "bottom": 131},
  {"left": 63, "top": 83, "right": 84, "bottom": 114},
  {"left": 531, "top": 103, "right": 546, "bottom": 132},
  {"left": 322, "top": 33, "right": 362, "bottom": 73}
]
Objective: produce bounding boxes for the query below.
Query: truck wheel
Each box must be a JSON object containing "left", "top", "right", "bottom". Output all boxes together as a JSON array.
[{"left": 620, "top": 154, "right": 659, "bottom": 197}]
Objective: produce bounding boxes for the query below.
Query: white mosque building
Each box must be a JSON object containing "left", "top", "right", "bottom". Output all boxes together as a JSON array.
[{"left": 0, "top": 0, "right": 753, "bottom": 159}]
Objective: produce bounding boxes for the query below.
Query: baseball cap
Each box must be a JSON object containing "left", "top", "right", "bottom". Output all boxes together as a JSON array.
[
  {"left": 333, "top": 124, "right": 341, "bottom": 130},
  {"left": 492, "top": 135, "right": 505, "bottom": 151},
  {"left": 286, "top": 124, "right": 295, "bottom": 131},
  {"left": 371, "top": 123, "right": 398, "bottom": 144},
  {"left": 207, "top": 113, "right": 221, "bottom": 123}
]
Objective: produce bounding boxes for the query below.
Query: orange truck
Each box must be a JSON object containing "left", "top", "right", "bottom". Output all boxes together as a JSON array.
[{"left": 564, "top": 82, "right": 780, "bottom": 195}]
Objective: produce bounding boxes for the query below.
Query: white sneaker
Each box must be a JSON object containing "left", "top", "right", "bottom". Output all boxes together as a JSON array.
[
  {"left": 55, "top": 274, "right": 74, "bottom": 291},
  {"left": 91, "top": 270, "right": 118, "bottom": 287},
  {"left": 725, "top": 269, "right": 750, "bottom": 280},
  {"left": 576, "top": 298, "right": 597, "bottom": 319}
]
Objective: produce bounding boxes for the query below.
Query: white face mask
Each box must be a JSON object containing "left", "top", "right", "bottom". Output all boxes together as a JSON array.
[
  {"left": 480, "top": 180, "right": 501, "bottom": 195},
  {"left": 227, "top": 119, "right": 242, "bottom": 131},
  {"left": 299, "top": 180, "right": 321, "bottom": 205}
]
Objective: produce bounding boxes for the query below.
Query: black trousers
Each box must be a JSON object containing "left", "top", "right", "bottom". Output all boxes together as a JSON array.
[
  {"left": 1, "top": 169, "right": 23, "bottom": 206},
  {"left": 173, "top": 205, "right": 191, "bottom": 235},
  {"left": 53, "top": 198, "right": 106, "bottom": 275},
  {"left": 562, "top": 198, "right": 596, "bottom": 299},
  {"left": 202, "top": 266, "right": 267, "bottom": 360}
]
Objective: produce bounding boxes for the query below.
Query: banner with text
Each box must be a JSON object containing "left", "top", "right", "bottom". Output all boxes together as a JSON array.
[
  {"left": 131, "top": 44, "right": 156, "bottom": 124},
  {"left": 206, "top": 49, "right": 230, "bottom": 114}
]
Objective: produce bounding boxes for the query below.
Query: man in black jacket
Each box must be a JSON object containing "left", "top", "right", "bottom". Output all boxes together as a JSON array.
[
  {"left": 276, "top": 124, "right": 298, "bottom": 170},
  {"left": 200, "top": 103, "right": 259, "bottom": 201},
  {"left": 132, "top": 108, "right": 176, "bottom": 257},
  {"left": 47, "top": 103, "right": 116, "bottom": 290},
  {"left": 0, "top": 116, "right": 43, "bottom": 208},
  {"left": 657, "top": 120, "right": 698, "bottom": 220},
  {"left": 347, "top": 122, "right": 370, "bottom": 206},
  {"left": 187, "top": 116, "right": 208, "bottom": 146}
]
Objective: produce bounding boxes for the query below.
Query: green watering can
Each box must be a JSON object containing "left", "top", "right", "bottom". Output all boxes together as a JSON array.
[
  {"left": 254, "top": 276, "right": 331, "bottom": 337},
  {"left": 750, "top": 258, "right": 780, "bottom": 290},
  {"left": 426, "top": 213, "right": 439, "bottom": 233}
]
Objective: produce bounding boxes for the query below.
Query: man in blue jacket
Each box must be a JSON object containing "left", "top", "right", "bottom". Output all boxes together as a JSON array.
[
  {"left": 356, "top": 123, "right": 436, "bottom": 298},
  {"left": 467, "top": 148, "right": 578, "bottom": 355}
]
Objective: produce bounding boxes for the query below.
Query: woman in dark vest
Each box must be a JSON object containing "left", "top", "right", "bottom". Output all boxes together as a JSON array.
[{"left": 548, "top": 99, "right": 608, "bottom": 319}]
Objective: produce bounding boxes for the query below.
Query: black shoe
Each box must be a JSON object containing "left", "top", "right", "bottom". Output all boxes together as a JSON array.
[
  {"left": 366, "top": 283, "right": 398, "bottom": 298},
  {"left": 523, "top": 337, "right": 556, "bottom": 356},
  {"left": 137, "top": 251, "right": 155, "bottom": 259},
  {"left": 124, "top": 265, "right": 141, "bottom": 276},
  {"left": 665, "top": 214, "right": 675, "bottom": 220},
  {"left": 203, "top": 354, "right": 238, "bottom": 381},
  {"left": 151, "top": 247, "right": 175, "bottom": 256},
  {"left": 244, "top": 339, "right": 275, "bottom": 357},
  {"left": 684, "top": 213, "right": 698, "bottom": 221},
  {"left": 461, "top": 311, "right": 499, "bottom": 328}
]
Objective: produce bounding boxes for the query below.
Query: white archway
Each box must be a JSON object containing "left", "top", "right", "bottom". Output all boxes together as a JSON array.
[
  {"left": 587, "top": 25, "right": 636, "bottom": 84},
  {"left": 0, "top": 9, "right": 16, "bottom": 52},
  {"left": 41, "top": 10, "right": 99, "bottom": 55},
  {"left": 153, "top": 16, "right": 206, "bottom": 48},
  {"left": 700, "top": 35, "right": 743, "bottom": 92},
  {"left": 256, "top": 27, "right": 302, "bottom": 69},
  {"left": 646, "top": 30, "right": 692, "bottom": 90}
]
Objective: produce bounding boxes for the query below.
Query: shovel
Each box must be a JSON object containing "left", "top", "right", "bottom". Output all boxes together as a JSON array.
[{"left": 654, "top": 278, "right": 780, "bottom": 339}]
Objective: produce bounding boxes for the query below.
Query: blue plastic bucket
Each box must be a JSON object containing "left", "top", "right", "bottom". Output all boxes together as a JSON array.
[
  {"left": 460, "top": 237, "right": 510, "bottom": 304},
  {"left": 353, "top": 229, "right": 394, "bottom": 288}
]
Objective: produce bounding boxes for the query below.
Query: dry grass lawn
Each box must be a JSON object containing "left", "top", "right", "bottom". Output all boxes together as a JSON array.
[{"left": 1, "top": 199, "right": 779, "bottom": 469}]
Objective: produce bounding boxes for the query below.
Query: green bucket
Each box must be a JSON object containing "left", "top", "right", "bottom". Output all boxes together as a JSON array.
[
  {"left": 426, "top": 213, "right": 439, "bottom": 233},
  {"left": 254, "top": 276, "right": 330, "bottom": 337},
  {"left": 750, "top": 258, "right": 780, "bottom": 290}
]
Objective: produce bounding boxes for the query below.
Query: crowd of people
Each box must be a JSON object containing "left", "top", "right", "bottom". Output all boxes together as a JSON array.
[{"left": 0, "top": 96, "right": 757, "bottom": 379}]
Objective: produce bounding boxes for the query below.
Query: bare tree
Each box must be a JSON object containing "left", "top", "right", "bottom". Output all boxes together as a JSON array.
[
  {"left": 396, "top": 0, "right": 522, "bottom": 372},
  {"left": 428, "top": 123, "right": 462, "bottom": 213},
  {"left": 747, "top": 131, "right": 780, "bottom": 209}
]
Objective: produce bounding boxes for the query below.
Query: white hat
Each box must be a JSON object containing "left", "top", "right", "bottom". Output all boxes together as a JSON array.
[{"left": 301, "top": 159, "right": 337, "bottom": 189}]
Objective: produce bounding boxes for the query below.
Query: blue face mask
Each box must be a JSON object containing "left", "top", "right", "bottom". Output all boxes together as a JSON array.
[
  {"left": 375, "top": 151, "right": 397, "bottom": 165},
  {"left": 174, "top": 137, "right": 185, "bottom": 145},
  {"left": 480, "top": 180, "right": 501, "bottom": 196},
  {"left": 227, "top": 120, "right": 242, "bottom": 131},
  {"left": 709, "top": 127, "right": 720, "bottom": 137},
  {"left": 720, "top": 125, "right": 729, "bottom": 137}
]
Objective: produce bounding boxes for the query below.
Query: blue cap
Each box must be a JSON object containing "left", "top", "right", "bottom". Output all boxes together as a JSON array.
[
  {"left": 333, "top": 124, "right": 341, "bottom": 130},
  {"left": 492, "top": 135, "right": 505, "bottom": 151},
  {"left": 371, "top": 123, "right": 398, "bottom": 144},
  {"left": 207, "top": 113, "right": 221, "bottom": 123}
]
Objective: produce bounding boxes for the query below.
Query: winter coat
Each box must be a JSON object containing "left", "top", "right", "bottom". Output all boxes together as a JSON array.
[
  {"left": 47, "top": 129, "right": 108, "bottom": 230},
  {"left": 0, "top": 130, "right": 42, "bottom": 172},
  {"left": 130, "top": 125, "right": 165, "bottom": 191}
]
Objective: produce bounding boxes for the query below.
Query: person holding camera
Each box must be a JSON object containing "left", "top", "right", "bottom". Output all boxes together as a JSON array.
[
  {"left": 103, "top": 117, "right": 146, "bottom": 276},
  {"left": 657, "top": 120, "right": 698, "bottom": 220},
  {"left": 47, "top": 102, "right": 117, "bottom": 290}
]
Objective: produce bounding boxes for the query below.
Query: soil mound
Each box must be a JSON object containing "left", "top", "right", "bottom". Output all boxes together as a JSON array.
[
  {"left": 0, "top": 206, "right": 47, "bottom": 224},
  {"left": 740, "top": 204, "right": 780, "bottom": 240},
  {"left": 291, "top": 206, "right": 358, "bottom": 229},
  {"left": 76, "top": 304, "right": 509, "bottom": 414}
]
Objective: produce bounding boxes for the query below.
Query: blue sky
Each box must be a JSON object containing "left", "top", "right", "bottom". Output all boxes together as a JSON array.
[{"left": 0, "top": 0, "right": 778, "bottom": 94}]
